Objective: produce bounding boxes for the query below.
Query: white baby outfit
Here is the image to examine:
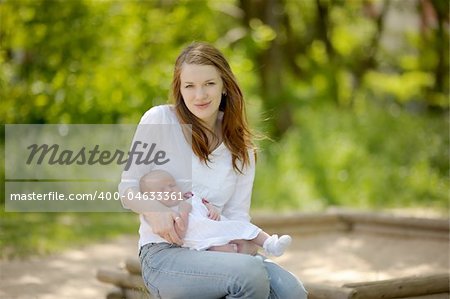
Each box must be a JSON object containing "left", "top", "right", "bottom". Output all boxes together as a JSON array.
[{"left": 182, "top": 192, "right": 261, "bottom": 251}]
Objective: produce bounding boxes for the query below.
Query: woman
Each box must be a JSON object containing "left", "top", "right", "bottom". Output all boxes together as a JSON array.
[{"left": 119, "top": 42, "right": 307, "bottom": 299}]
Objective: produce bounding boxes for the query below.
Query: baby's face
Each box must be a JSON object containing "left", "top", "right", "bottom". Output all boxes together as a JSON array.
[{"left": 143, "top": 173, "right": 182, "bottom": 194}]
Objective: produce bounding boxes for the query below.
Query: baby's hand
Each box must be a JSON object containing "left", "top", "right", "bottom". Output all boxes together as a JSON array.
[
  {"left": 202, "top": 198, "right": 220, "bottom": 221},
  {"left": 207, "top": 206, "right": 221, "bottom": 221}
]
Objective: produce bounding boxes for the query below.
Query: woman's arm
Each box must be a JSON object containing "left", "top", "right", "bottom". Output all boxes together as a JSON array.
[
  {"left": 118, "top": 106, "right": 186, "bottom": 244},
  {"left": 124, "top": 187, "right": 186, "bottom": 245},
  {"left": 221, "top": 150, "right": 256, "bottom": 222},
  {"left": 118, "top": 106, "right": 164, "bottom": 212},
  {"left": 222, "top": 150, "right": 258, "bottom": 255}
]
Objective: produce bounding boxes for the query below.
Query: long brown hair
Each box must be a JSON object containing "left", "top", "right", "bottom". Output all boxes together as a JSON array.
[{"left": 171, "top": 42, "right": 254, "bottom": 173}]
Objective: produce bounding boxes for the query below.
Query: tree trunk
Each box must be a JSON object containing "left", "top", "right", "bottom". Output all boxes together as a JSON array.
[{"left": 239, "top": 0, "right": 291, "bottom": 138}]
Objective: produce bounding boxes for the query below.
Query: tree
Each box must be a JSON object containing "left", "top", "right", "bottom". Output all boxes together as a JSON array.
[{"left": 237, "top": 0, "right": 448, "bottom": 138}]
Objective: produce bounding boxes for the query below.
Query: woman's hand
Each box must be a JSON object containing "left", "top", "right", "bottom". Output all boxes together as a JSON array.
[
  {"left": 230, "top": 239, "right": 258, "bottom": 256},
  {"left": 143, "top": 212, "right": 186, "bottom": 245}
]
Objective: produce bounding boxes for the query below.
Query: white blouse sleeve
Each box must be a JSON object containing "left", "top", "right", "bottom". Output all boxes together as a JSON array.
[
  {"left": 221, "top": 150, "right": 256, "bottom": 222},
  {"left": 118, "top": 105, "right": 165, "bottom": 209}
]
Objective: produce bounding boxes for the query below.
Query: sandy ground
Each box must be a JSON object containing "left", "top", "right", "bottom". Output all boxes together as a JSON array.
[
  {"left": 1, "top": 232, "right": 449, "bottom": 299},
  {"left": 0, "top": 236, "right": 138, "bottom": 299},
  {"left": 275, "top": 231, "right": 449, "bottom": 286}
]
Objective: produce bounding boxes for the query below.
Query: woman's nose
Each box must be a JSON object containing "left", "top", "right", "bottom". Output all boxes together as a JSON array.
[{"left": 194, "top": 87, "right": 206, "bottom": 100}]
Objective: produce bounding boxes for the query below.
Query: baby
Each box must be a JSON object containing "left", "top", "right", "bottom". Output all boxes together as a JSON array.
[{"left": 139, "top": 170, "right": 292, "bottom": 257}]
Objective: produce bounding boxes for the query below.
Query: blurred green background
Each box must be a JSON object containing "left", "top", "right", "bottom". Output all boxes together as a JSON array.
[{"left": 1, "top": 0, "right": 448, "bottom": 258}]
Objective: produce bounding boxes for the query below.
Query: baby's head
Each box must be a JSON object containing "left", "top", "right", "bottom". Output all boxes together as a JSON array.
[{"left": 139, "top": 170, "right": 182, "bottom": 206}]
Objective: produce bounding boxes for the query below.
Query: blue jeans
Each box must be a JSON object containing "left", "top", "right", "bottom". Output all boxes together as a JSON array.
[{"left": 139, "top": 243, "right": 307, "bottom": 299}]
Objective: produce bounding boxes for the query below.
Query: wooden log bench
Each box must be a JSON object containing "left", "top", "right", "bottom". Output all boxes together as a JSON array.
[
  {"left": 97, "top": 259, "right": 449, "bottom": 299},
  {"left": 97, "top": 210, "right": 449, "bottom": 299}
]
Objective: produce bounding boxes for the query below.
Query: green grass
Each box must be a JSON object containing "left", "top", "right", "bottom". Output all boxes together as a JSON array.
[{"left": 0, "top": 211, "right": 139, "bottom": 259}]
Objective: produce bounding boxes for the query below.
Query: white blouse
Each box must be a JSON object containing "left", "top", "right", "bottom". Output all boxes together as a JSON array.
[{"left": 118, "top": 105, "right": 256, "bottom": 248}]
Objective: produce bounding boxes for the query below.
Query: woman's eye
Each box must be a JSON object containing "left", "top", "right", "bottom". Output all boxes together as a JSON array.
[
  {"left": 206, "top": 82, "right": 215, "bottom": 86},
  {"left": 184, "top": 85, "right": 192, "bottom": 88}
]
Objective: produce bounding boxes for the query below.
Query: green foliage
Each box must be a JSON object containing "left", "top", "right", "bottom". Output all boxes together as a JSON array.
[
  {"left": 0, "top": 0, "right": 244, "bottom": 124},
  {"left": 0, "top": 0, "right": 448, "bottom": 258},
  {"left": 253, "top": 103, "right": 449, "bottom": 212}
]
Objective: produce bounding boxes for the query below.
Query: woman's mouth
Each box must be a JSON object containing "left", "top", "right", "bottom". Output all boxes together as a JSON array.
[{"left": 195, "top": 101, "right": 211, "bottom": 110}]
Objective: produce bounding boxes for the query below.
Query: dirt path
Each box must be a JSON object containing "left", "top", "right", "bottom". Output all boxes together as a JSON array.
[
  {"left": 0, "top": 235, "right": 138, "bottom": 299},
  {"left": 1, "top": 231, "right": 448, "bottom": 299}
]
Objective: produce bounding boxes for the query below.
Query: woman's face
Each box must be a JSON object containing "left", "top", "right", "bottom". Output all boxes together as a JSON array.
[{"left": 179, "top": 63, "right": 224, "bottom": 127}]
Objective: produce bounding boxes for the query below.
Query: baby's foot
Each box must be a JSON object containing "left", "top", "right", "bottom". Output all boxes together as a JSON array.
[{"left": 263, "top": 234, "right": 292, "bottom": 257}]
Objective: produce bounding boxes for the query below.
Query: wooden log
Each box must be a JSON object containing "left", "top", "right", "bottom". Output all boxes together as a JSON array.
[
  {"left": 303, "top": 282, "right": 355, "bottom": 299},
  {"left": 106, "top": 287, "right": 124, "bottom": 299},
  {"left": 343, "top": 273, "right": 449, "bottom": 299},
  {"left": 352, "top": 222, "right": 449, "bottom": 240},
  {"left": 123, "top": 288, "right": 152, "bottom": 299},
  {"left": 252, "top": 211, "right": 449, "bottom": 239},
  {"left": 252, "top": 213, "right": 348, "bottom": 232},
  {"left": 263, "top": 223, "right": 350, "bottom": 236},
  {"left": 97, "top": 268, "right": 146, "bottom": 290},
  {"left": 125, "top": 258, "right": 142, "bottom": 275},
  {"left": 338, "top": 211, "right": 449, "bottom": 235},
  {"left": 393, "top": 294, "right": 450, "bottom": 299}
]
